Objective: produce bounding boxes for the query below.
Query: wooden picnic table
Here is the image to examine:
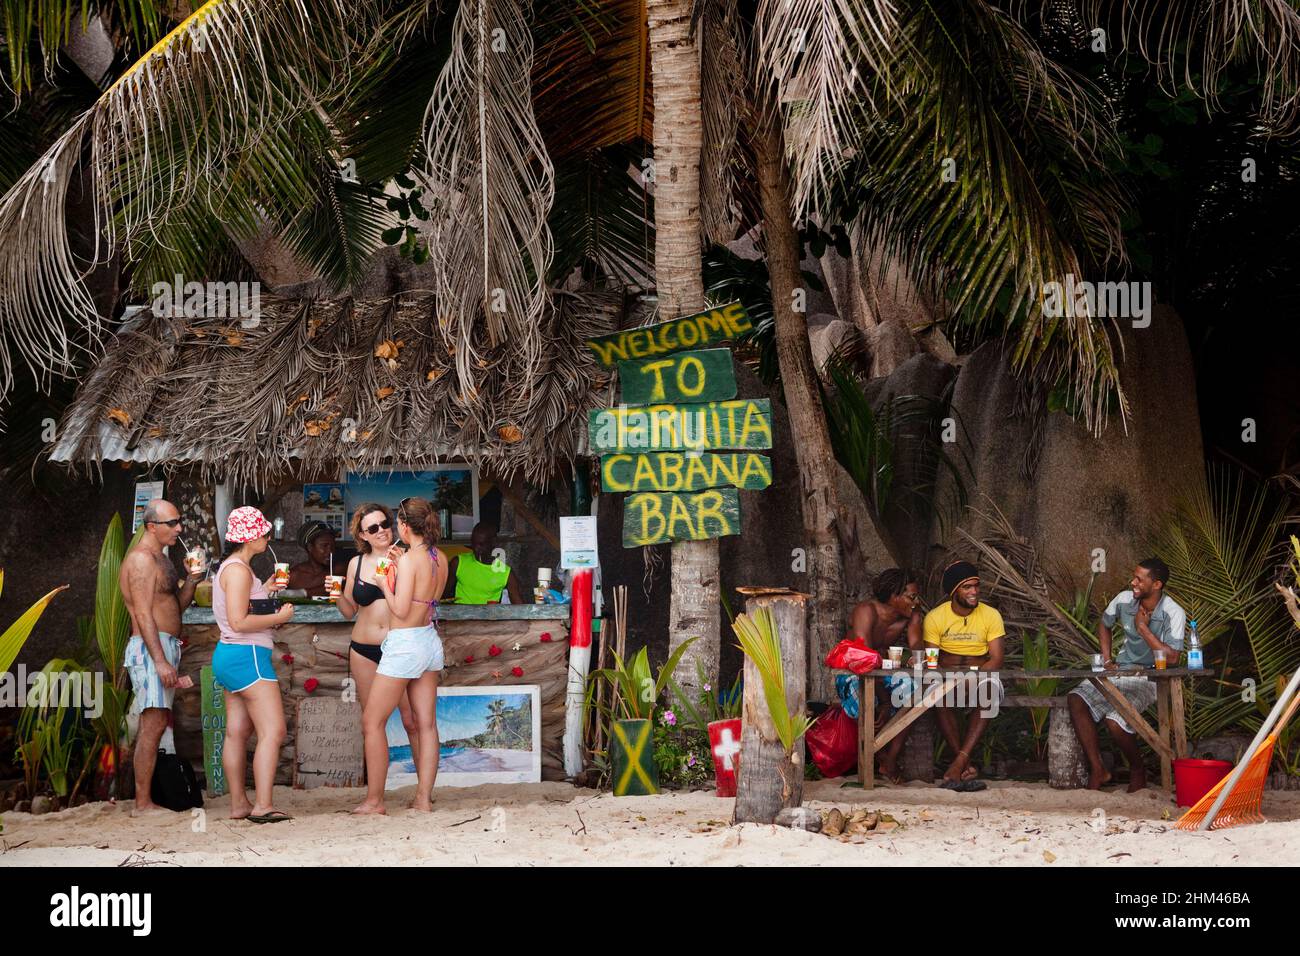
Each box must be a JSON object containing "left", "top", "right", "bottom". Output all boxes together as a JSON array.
[{"left": 850, "top": 666, "right": 1216, "bottom": 792}]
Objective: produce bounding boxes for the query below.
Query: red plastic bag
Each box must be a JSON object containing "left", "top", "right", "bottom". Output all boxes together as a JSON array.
[
  {"left": 824, "top": 637, "right": 881, "bottom": 675},
  {"left": 805, "top": 704, "right": 858, "bottom": 778}
]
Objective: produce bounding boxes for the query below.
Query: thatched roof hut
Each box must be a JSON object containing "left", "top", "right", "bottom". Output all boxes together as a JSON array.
[{"left": 48, "top": 288, "right": 623, "bottom": 486}]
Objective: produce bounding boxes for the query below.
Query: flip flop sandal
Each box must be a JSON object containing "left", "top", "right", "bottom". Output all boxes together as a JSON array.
[{"left": 248, "top": 810, "right": 293, "bottom": 824}]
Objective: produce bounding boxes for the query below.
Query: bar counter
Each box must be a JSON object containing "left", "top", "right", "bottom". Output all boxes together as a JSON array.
[{"left": 175, "top": 602, "right": 574, "bottom": 784}]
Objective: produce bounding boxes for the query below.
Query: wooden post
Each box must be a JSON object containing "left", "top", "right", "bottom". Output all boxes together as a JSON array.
[
  {"left": 859, "top": 676, "right": 875, "bottom": 789},
  {"left": 1170, "top": 677, "right": 1188, "bottom": 759},
  {"left": 1157, "top": 682, "right": 1173, "bottom": 793},
  {"left": 733, "top": 591, "right": 808, "bottom": 824}
]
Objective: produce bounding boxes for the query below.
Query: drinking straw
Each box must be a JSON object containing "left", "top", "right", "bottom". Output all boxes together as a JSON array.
[{"left": 268, "top": 544, "right": 279, "bottom": 564}]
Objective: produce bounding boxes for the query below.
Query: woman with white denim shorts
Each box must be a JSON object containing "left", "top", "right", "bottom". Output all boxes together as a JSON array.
[{"left": 352, "top": 497, "right": 448, "bottom": 816}]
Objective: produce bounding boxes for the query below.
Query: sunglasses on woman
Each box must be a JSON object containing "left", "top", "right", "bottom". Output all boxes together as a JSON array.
[{"left": 362, "top": 518, "right": 392, "bottom": 536}]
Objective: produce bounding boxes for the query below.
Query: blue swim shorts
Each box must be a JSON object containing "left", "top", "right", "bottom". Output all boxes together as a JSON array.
[
  {"left": 124, "top": 632, "right": 182, "bottom": 713},
  {"left": 211, "top": 642, "right": 278, "bottom": 693}
]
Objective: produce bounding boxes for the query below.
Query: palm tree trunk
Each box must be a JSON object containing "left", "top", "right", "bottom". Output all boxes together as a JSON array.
[
  {"left": 648, "top": 0, "right": 719, "bottom": 701},
  {"left": 753, "top": 96, "right": 846, "bottom": 704}
]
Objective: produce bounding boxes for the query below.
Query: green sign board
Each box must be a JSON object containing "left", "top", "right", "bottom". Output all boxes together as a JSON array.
[
  {"left": 586, "top": 302, "right": 752, "bottom": 367},
  {"left": 622, "top": 488, "right": 742, "bottom": 547},
  {"left": 588, "top": 399, "right": 772, "bottom": 453},
  {"left": 601, "top": 452, "right": 772, "bottom": 493},
  {"left": 200, "top": 665, "right": 228, "bottom": 797},
  {"left": 619, "top": 348, "right": 737, "bottom": 405}
]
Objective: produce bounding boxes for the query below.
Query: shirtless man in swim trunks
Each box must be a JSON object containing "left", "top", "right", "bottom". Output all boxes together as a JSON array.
[
  {"left": 848, "top": 568, "right": 924, "bottom": 783},
  {"left": 119, "top": 499, "right": 201, "bottom": 814}
]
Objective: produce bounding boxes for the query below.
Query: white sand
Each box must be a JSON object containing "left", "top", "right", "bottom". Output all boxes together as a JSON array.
[{"left": 2, "top": 778, "right": 1298, "bottom": 866}]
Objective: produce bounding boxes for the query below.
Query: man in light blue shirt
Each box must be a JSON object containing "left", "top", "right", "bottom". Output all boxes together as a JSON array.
[{"left": 1069, "top": 557, "right": 1186, "bottom": 792}]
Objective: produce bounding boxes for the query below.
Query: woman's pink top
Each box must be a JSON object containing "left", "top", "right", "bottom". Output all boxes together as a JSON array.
[{"left": 213, "top": 556, "right": 275, "bottom": 649}]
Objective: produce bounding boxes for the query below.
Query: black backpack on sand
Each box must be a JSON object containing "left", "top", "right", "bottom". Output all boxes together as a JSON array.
[{"left": 151, "top": 751, "right": 204, "bottom": 811}]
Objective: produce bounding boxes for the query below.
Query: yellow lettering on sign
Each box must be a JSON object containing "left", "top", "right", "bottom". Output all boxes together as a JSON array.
[
  {"left": 676, "top": 355, "right": 706, "bottom": 397},
  {"left": 685, "top": 454, "right": 711, "bottom": 488},
  {"left": 667, "top": 494, "right": 696, "bottom": 538},
  {"left": 633, "top": 494, "right": 665, "bottom": 545},
  {"left": 632, "top": 454, "right": 658, "bottom": 489},
  {"left": 589, "top": 338, "right": 628, "bottom": 365},
  {"left": 660, "top": 453, "right": 684, "bottom": 491},
  {"left": 713, "top": 454, "right": 738, "bottom": 487},
  {"left": 678, "top": 320, "right": 699, "bottom": 348},
  {"left": 720, "top": 301, "right": 751, "bottom": 334},
  {"left": 694, "top": 489, "right": 730, "bottom": 535},
  {"left": 738, "top": 453, "right": 771, "bottom": 487},
  {"left": 740, "top": 401, "right": 770, "bottom": 446},
  {"left": 603, "top": 454, "right": 633, "bottom": 492},
  {"left": 641, "top": 359, "right": 674, "bottom": 402}
]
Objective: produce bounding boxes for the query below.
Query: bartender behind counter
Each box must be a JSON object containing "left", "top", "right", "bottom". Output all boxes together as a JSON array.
[
  {"left": 443, "top": 522, "right": 524, "bottom": 604},
  {"left": 287, "top": 520, "right": 338, "bottom": 597}
]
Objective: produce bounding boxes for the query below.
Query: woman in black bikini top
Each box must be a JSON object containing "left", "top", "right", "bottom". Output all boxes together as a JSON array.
[{"left": 336, "top": 503, "right": 421, "bottom": 749}]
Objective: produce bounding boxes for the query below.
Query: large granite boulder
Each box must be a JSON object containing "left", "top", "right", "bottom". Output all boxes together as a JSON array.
[{"left": 929, "top": 305, "right": 1206, "bottom": 602}]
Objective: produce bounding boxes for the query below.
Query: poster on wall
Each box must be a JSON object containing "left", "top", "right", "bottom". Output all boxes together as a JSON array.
[
  {"left": 560, "top": 515, "right": 598, "bottom": 570},
  {"left": 132, "top": 480, "right": 165, "bottom": 532},
  {"left": 344, "top": 467, "right": 478, "bottom": 540},
  {"left": 384, "top": 686, "right": 541, "bottom": 788},
  {"left": 303, "top": 482, "right": 347, "bottom": 538}
]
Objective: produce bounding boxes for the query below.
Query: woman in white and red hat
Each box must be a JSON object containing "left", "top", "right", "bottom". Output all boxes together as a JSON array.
[{"left": 211, "top": 506, "right": 295, "bottom": 823}]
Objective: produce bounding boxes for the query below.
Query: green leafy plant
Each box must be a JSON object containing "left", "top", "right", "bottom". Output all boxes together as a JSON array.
[
  {"left": 1152, "top": 467, "right": 1296, "bottom": 739},
  {"left": 15, "top": 658, "right": 93, "bottom": 798},
  {"left": 86, "top": 515, "right": 143, "bottom": 799},
  {"left": 591, "top": 637, "right": 698, "bottom": 723},
  {"left": 732, "top": 608, "right": 814, "bottom": 755},
  {"left": 1021, "top": 626, "right": 1057, "bottom": 760}
]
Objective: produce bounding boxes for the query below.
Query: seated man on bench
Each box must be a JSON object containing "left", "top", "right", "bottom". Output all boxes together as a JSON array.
[
  {"left": 848, "top": 568, "right": 924, "bottom": 783},
  {"left": 924, "top": 560, "right": 1005, "bottom": 791},
  {"left": 1068, "top": 557, "right": 1185, "bottom": 792}
]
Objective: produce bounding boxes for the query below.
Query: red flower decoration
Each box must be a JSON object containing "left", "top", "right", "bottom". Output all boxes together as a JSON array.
[
  {"left": 281, "top": 653, "right": 295, "bottom": 664},
  {"left": 511, "top": 666, "right": 523, "bottom": 678},
  {"left": 539, "top": 632, "right": 553, "bottom": 643},
  {"left": 488, "top": 644, "right": 502, "bottom": 657},
  {"left": 304, "top": 677, "right": 320, "bottom": 693},
  {"left": 464, "top": 655, "right": 475, "bottom": 663}
]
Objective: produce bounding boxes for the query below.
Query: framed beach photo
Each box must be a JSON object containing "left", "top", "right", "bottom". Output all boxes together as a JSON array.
[{"left": 385, "top": 685, "right": 541, "bottom": 789}]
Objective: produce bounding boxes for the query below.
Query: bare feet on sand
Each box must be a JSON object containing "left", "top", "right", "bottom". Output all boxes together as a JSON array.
[
  {"left": 229, "top": 796, "right": 253, "bottom": 820},
  {"left": 351, "top": 800, "right": 387, "bottom": 816},
  {"left": 1087, "top": 766, "right": 1113, "bottom": 790},
  {"left": 408, "top": 798, "right": 433, "bottom": 813},
  {"left": 130, "top": 803, "right": 175, "bottom": 817},
  {"left": 1127, "top": 768, "right": 1147, "bottom": 793}
]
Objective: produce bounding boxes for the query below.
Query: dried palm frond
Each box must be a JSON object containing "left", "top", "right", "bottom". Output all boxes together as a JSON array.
[
  {"left": 847, "top": 2, "right": 1131, "bottom": 435},
  {"left": 752, "top": 0, "right": 898, "bottom": 213},
  {"left": 699, "top": 0, "right": 743, "bottom": 245},
  {"left": 0, "top": 0, "right": 365, "bottom": 396},
  {"left": 49, "top": 287, "right": 622, "bottom": 488},
  {"left": 956, "top": 499, "right": 1097, "bottom": 660},
  {"left": 422, "top": 0, "right": 555, "bottom": 399}
]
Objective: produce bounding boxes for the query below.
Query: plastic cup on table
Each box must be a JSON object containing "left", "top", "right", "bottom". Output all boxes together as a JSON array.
[
  {"left": 925, "top": 647, "right": 940, "bottom": 670},
  {"left": 1154, "top": 650, "right": 1167, "bottom": 671}
]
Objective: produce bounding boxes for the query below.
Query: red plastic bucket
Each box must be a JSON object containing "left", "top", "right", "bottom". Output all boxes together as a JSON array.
[{"left": 1173, "top": 758, "right": 1232, "bottom": 807}]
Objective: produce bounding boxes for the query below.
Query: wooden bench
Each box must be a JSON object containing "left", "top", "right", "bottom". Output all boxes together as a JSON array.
[{"left": 850, "top": 666, "right": 1214, "bottom": 793}]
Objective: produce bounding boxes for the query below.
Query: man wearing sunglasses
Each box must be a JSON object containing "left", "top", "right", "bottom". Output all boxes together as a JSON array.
[{"left": 118, "top": 498, "right": 201, "bottom": 815}]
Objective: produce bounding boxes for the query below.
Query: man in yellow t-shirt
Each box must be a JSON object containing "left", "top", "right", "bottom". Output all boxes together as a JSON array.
[{"left": 922, "top": 560, "right": 1005, "bottom": 790}]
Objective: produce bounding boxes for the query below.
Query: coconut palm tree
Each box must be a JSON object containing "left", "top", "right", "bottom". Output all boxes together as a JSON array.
[{"left": 4, "top": 0, "right": 1300, "bottom": 703}]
